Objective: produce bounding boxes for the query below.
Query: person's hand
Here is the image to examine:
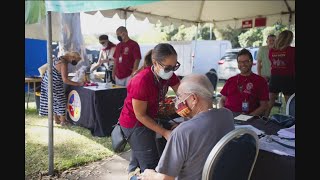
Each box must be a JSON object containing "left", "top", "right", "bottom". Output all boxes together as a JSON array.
[
  {"left": 163, "top": 129, "right": 172, "bottom": 140},
  {"left": 79, "top": 82, "right": 84, "bottom": 86},
  {"left": 138, "top": 169, "right": 157, "bottom": 180}
]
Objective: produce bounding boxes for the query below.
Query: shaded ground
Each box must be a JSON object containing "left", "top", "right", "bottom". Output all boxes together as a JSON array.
[{"left": 36, "top": 151, "right": 131, "bottom": 180}]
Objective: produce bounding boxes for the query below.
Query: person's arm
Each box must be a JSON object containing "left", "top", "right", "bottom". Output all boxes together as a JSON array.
[
  {"left": 112, "top": 61, "right": 116, "bottom": 80},
  {"left": 131, "top": 59, "right": 141, "bottom": 76},
  {"left": 249, "top": 100, "right": 268, "bottom": 116},
  {"left": 257, "top": 59, "right": 262, "bottom": 76},
  {"left": 219, "top": 95, "right": 226, "bottom": 108},
  {"left": 256, "top": 47, "right": 263, "bottom": 76},
  {"left": 60, "top": 63, "right": 83, "bottom": 86},
  {"left": 139, "top": 169, "right": 175, "bottom": 180},
  {"left": 90, "top": 51, "right": 104, "bottom": 72},
  {"left": 132, "top": 98, "right": 171, "bottom": 140}
]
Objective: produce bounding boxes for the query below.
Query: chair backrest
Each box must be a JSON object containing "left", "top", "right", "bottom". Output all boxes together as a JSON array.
[
  {"left": 205, "top": 69, "right": 218, "bottom": 91},
  {"left": 286, "top": 93, "right": 295, "bottom": 117},
  {"left": 202, "top": 128, "right": 259, "bottom": 180}
]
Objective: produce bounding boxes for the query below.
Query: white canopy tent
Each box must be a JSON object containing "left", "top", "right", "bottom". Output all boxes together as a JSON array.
[
  {"left": 26, "top": 0, "right": 295, "bottom": 41},
  {"left": 25, "top": 0, "right": 295, "bottom": 175}
]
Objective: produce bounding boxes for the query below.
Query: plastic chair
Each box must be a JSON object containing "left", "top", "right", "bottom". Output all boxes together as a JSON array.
[
  {"left": 202, "top": 128, "right": 259, "bottom": 180},
  {"left": 286, "top": 93, "right": 295, "bottom": 117}
]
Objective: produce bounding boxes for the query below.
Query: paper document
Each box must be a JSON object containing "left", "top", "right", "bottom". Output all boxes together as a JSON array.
[
  {"left": 234, "top": 114, "right": 253, "bottom": 121},
  {"left": 277, "top": 125, "right": 295, "bottom": 139},
  {"left": 259, "top": 135, "right": 295, "bottom": 157},
  {"left": 235, "top": 125, "right": 264, "bottom": 136}
]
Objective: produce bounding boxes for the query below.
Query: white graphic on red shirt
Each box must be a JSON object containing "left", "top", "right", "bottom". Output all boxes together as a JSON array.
[
  {"left": 244, "top": 82, "right": 253, "bottom": 94},
  {"left": 124, "top": 47, "right": 129, "bottom": 55}
]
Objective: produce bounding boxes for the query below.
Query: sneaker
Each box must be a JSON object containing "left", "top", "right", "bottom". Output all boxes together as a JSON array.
[{"left": 128, "top": 167, "right": 140, "bottom": 180}]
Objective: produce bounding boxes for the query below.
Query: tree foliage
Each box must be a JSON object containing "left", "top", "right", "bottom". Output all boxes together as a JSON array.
[{"left": 214, "top": 25, "right": 245, "bottom": 48}]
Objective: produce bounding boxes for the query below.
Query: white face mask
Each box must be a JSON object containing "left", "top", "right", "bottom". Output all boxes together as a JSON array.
[{"left": 158, "top": 68, "right": 173, "bottom": 80}]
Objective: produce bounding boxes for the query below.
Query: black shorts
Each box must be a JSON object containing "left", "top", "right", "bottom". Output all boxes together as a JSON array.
[{"left": 269, "top": 75, "right": 295, "bottom": 96}]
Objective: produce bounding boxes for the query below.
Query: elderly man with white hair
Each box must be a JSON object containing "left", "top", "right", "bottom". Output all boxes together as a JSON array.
[{"left": 138, "top": 74, "right": 235, "bottom": 180}]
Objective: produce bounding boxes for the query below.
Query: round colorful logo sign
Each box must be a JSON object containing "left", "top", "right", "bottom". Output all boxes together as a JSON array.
[{"left": 67, "top": 90, "right": 81, "bottom": 122}]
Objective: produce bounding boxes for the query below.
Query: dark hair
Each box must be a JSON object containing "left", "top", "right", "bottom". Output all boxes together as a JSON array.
[
  {"left": 237, "top": 48, "right": 253, "bottom": 62},
  {"left": 99, "top": 35, "right": 108, "bottom": 41},
  {"left": 144, "top": 50, "right": 153, "bottom": 67},
  {"left": 116, "top": 26, "right": 127, "bottom": 33},
  {"left": 267, "top": 34, "right": 276, "bottom": 39},
  {"left": 152, "top": 43, "right": 177, "bottom": 63}
]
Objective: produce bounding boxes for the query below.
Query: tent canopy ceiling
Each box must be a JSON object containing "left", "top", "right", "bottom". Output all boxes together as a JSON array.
[{"left": 25, "top": 0, "right": 295, "bottom": 40}]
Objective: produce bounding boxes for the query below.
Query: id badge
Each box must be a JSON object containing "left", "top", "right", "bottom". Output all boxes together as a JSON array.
[
  {"left": 119, "top": 56, "right": 122, "bottom": 63},
  {"left": 242, "top": 101, "right": 249, "bottom": 112}
]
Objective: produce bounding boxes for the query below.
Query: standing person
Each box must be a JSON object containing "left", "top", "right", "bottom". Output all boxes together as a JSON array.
[
  {"left": 219, "top": 48, "right": 269, "bottom": 116},
  {"left": 257, "top": 34, "right": 276, "bottom": 82},
  {"left": 138, "top": 74, "right": 235, "bottom": 180},
  {"left": 112, "top": 26, "right": 141, "bottom": 86},
  {"left": 90, "top": 34, "right": 116, "bottom": 83},
  {"left": 118, "top": 43, "right": 181, "bottom": 178},
  {"left": 39, "top": 51, "right": 83, "bottom": 126},
  {"left": 265, "top": 30, "right": 295, "bottom": 117}
]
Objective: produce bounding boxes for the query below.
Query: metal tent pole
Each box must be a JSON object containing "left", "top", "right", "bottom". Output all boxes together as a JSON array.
[{"left": 46, "top": 10, "right": 54, "bottom": 175}]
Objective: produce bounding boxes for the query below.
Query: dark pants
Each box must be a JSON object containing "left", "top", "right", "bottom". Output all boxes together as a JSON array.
[{"left": 122, "top": 126, "right": 160, "bottom": 173}]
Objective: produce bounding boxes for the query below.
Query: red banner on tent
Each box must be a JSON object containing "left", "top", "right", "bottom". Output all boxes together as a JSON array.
[
  {"left": 242, "top": 20, "right": 253, "bottom": 28},
  {"left": 255, "top": 17, "right": 267, "bottom": 27}
]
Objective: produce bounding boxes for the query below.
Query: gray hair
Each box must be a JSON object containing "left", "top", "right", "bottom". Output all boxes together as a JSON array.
[{"left": 179, "top": 74, "right": 214, "bottom": 100}]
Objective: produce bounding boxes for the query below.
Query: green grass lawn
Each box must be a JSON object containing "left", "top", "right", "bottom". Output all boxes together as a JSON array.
[{"left": 25, "top": 99, "right": 129, "bottom": 179}]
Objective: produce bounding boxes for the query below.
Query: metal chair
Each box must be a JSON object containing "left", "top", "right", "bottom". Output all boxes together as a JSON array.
[
  {"left": 202, "top": 128, "right": 259, "bottom": 180},
  {"left": 286, "top": 93, "right": 295, "bottom": 117}
]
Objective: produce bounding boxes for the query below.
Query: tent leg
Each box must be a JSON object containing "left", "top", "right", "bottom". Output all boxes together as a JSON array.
[{"left": 46, "top": 11, "right": 54, "bottom": 176}]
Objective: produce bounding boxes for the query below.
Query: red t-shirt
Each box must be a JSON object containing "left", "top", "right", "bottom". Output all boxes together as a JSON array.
[
  {"left": 269, "top": 46, "right": 295, "bottom": 76},
  {"left": 119, "top": 66, "right": 180, "bottom": 128},
  {"left": 220, "top": 73, "right": 269, "bottom": 114},
  {"left": 113, "top": 39, "right": 142, "bottom": 79}
]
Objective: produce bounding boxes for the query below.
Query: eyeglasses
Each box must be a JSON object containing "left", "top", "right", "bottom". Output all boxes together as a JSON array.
[
  {"left": 173, "top": 93, "right": 193, "bottom": 109},
  {"left": 157, "top": 61, "right": 180, "bottom": 72},
  {"left": 237, "top": 60, "right": 251, "bottom": 65}
]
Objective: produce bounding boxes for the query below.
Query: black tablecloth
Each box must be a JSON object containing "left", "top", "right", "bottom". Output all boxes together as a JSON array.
[
  {"left": 239, "top": 117, "right": 295, "bottom": 180},
  {"left": 65, "top": 85, "right": 127, "bottom": 137}
]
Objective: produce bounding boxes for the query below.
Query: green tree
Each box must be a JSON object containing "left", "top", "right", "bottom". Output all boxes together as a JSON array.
[
  {"left": 214, "top": 25, "right": 245, "bottom": 48},
  {"left": 238, "top": 28, "right": 263, "bottom": 47}
]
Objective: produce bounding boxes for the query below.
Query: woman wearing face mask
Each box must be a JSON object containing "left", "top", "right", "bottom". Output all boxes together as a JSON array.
[
  {"left": 39, "top": 51, "right": 84, "bottom": 126},
  {"left": 118, "top": 43, "right": 180, "bottom": 177},
  {"left": 90, "top": 34, "right": 116, "bottom": 82}
]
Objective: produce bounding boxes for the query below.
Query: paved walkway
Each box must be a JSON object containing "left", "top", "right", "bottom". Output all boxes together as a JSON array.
[{"left": 40, "top": 151, "right": 131, "bottom": 180}]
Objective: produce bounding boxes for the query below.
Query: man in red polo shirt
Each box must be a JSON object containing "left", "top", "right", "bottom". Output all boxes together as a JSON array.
[
  {"left": 112, "top": 26, "right": 141, "bottom": 86},
  {"left": 219, "top": 48, "right": 269, "bottom": 116}
]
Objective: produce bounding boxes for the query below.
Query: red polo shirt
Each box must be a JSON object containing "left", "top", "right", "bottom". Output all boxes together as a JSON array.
[
  {"left": 119, "top": 66, "right": 180, "bottom": 128},
  {"left": 269, "top": 46, "right": 295, "bottom": 76},
  {"left": 113, "top": 39, "right": 142, "bottom": 79},
  {"left": 220, "top": 73, "right": 269, "bottom": 114}
]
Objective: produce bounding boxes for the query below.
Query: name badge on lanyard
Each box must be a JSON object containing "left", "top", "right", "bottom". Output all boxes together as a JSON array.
[{"left": 242, "top": 100, "right": 249, "bottom": 112}]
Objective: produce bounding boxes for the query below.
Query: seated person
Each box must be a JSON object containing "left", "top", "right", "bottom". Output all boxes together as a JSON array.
[
  {"left": 219, "top": 48, "right": 269, "bottom": 116},
  {"left": 138, "top": 74, "right": 235, "bottom": 180}
]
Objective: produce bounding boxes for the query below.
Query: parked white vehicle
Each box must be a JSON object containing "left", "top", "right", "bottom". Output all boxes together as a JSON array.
[
  {"left": 217, "top": 47, "right": 259, "bottom": 80},
  {"left": 139, "top": 40, "right": 232, "bottom": 77}
]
